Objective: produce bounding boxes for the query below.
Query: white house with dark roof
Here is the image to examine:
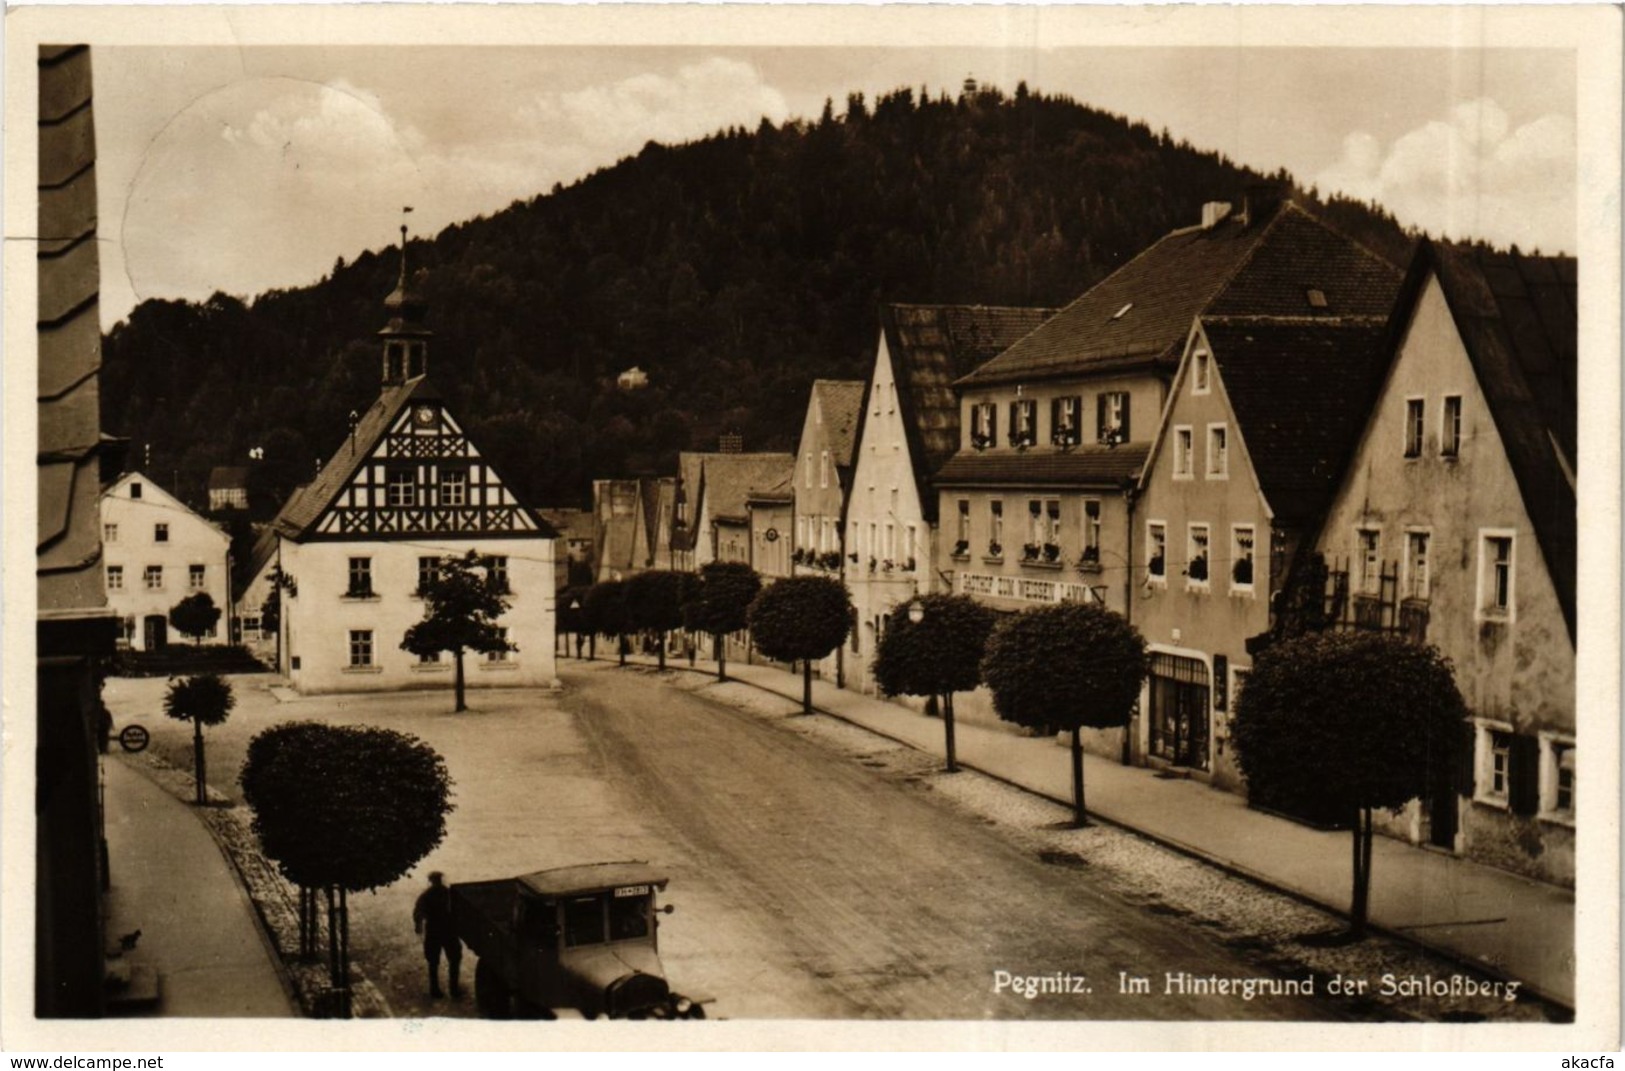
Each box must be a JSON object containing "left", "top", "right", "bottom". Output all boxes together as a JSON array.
[
  {"left": 846, "top": 303, "right": 1055, "bottom": 694},
  {"left": 670, "top": 451, "right": 794, "bottom": 572},
  {"left": 101, "top": 471, "right": 233, "bottom": 650},
  {"left": 268, "top": 236, "right": 557, "bottom": 694},
  {"left": 1312, "top": 240, "right": 1576, "bottom": 886},
  {"left": 939, "top": 193, "right": 1401, "bottom": 630}
]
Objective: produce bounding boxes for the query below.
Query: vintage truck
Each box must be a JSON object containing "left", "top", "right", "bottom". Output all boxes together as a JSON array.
[{"left": 450, "top": 861, "right": 709, "bottom": 1020}]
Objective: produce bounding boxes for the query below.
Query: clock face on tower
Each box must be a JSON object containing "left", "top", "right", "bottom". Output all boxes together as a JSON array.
[{"left": 413, "top": 405, "right": 436, "bottom": 427}]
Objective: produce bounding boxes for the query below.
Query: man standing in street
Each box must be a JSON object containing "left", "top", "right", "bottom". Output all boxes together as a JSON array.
[{"left": 413, "top": 871, "right": 462, "bottom": 999}]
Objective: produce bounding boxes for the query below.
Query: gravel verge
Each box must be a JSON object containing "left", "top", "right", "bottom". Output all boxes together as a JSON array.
[{"left": 121, "top": 749, "right": 391, "bottom": 1019}]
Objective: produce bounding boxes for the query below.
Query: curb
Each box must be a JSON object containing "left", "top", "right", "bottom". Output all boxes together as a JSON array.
[{"left": 586, "top": 655, "right": 1575, "bottom": 1015}]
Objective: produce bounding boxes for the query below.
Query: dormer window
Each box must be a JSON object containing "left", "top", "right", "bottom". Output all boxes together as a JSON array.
[
  {"left": 1051, "top": 396, "right": 1082, "bottom": 446},
  {"left": 970, "top": 402, "right": 997, "bottom": 449},
  {"left": 1009, "top": 400, "right": 1037, "bottom": 447},
  {"left": 1306, "top": 288, "right": 1328, "bottom": 309},
  {"left": 1111, "top": 302, "right": 1134, "bottom": 321}
]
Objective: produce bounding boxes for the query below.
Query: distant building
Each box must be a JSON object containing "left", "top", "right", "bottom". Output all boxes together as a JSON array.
[
  {"left": 266, "top": 238, "right": 558, "bottom": 694},
  {"left": 671, "top": 452, "right": 794, "bottom": 572},
  {"left": 616, "top": 366, "right": 650, "bottom": 391},
  {"left": 101, "top": 471, "right": 233, "bottom": 650},
  {"left": 746, "top": 478, "right": 795, "bottom": 580},
  {"left": 789, "top": 379, "right": 866, "bottom": 684},
  {"left": 206, "top": 465, "right": 250, "bottom": 512},
  {"left": 539, "top": 507, "right": 596, "bottom": 591},
  {"left": 592, "top": 478, "right": 674, "bottom": 581},
  {"left": 1313, "top": 241, "right": 1575, "bottom": 886},
  {"left": 845, "top": 303, "right": 1055, "bottom": 695}
]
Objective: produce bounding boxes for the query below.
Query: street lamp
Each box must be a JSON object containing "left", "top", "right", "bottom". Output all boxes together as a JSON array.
[{"left": 906, "top": 597, "right": 925, "bottom": 624}]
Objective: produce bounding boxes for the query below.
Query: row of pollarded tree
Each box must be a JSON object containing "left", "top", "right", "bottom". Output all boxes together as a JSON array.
[{"left": 554, "top": 560, "right": 1469, "bottom": 941}]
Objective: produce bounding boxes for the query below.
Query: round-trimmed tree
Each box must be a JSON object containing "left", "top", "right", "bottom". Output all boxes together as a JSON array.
[
  {"left": 241, "top": 721, "right": 454, "bottom": 1014},
  {"left": 747, "top": 575, "right": 851, "bottom": 714},
  {"left": 981, "top": 603, "right": 1148, "bottom": 827},
  {"left": 163, "top": 673, "right": 235, "bottom": 805},
  {"left": 624, "top": 570, "right": 690, "bottom": 671},
  {"left": 682, "top": 561, "right": 761, "bottom": 681},
  {"left": 584, "top": 580, "right": 630, "bottom": 666},
  {"left": 874, "top": 593, "right": 996, "bottom": 772},
  {"left": 1232, "top": 631, "right": 1466, "bottom": 938},
  {"left": 169, "top": 591, "right": 222, "bottom": 646},
  {"left": 401, "top": 551, "right": 514, "bottom": 712}
]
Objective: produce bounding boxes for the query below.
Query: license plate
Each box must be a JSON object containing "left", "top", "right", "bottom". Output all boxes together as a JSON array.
[{"left": 614, "top": 885, "right": 650, "bottom": 898}]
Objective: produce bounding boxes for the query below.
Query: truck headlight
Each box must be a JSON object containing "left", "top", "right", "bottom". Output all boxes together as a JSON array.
[{"left": 675, "top": 997, "right": 693, "bottom": 1015}]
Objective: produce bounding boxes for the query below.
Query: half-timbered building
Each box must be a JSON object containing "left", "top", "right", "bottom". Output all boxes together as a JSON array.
[{"left": 269, "top": 239, "right": 557, "bottom": 694}]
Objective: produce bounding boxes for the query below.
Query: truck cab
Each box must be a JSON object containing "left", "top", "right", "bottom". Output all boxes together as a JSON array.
[{"left": 453, "top": 862, "right": 705, "bottom": 1019}]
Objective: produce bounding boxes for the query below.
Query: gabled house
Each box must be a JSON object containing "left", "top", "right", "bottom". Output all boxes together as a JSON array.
[
  {"left": 845, "top": 303, "right": 1056, "bottom": 693},
  {"left": 592, "top": 477, "right": 677, "bottom": 582},
  {"left": 671, "top": 451, "right": 794, "bottom": 571},
  {"left": 938, "top": 193, "right": 1402, "bottom": 635},
  {"left": 207, "top": 465, "right": 250, "bottom": 512},
  {"left": 267, "top": 239, "right": 557, "bottom": 694},
  {"left": 1312, "top": 241, "right": 1576, "bottom": 886},
  {"left": 1132, "top": 317, "right": 1395, "bottom": 786},
  {"left": 539, "top": 507, "right": 596, "bottom": 591},
  {"left": 747, "top": 474, "right": 795, "bottom": 580},
  {"left": 100, "top": 471, "right": 233, "bottom": 650},
  {"left": 791, "top": 379, "right": 866, "bottom": 577}
]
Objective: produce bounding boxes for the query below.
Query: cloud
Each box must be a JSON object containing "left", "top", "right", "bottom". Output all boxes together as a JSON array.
[
  {"left": 523, "top": 57, "right": 791, "bottom": 156},
  {"left": 1315, "top": 98, "right": 1575, "bottom": 254}
]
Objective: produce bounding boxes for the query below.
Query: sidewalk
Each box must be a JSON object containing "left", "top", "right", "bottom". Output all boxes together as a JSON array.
[
  {"left": 103, "top": 755, "right": 297, "bottom": 1016},
  {"left": 610, "top": 651, "right": 1575, "bottom": 1009}
]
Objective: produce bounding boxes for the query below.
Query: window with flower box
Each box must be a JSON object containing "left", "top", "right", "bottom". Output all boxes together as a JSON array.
[
  {"left": 1051, "top": 395, "right": 1082, "bottom": 446},
  {"left": 1230, "top": 526, "right": 1255, "bottom": 591},
  {"left": 1186, "top": 524, "right": 1210, "bottom": 589},
  {"left": 1147, "top": 522, "right": 1167, "bottom": 583},
  {"left": 970, "top": 403, "right": 997, "bottom": 449},
  {"left": 988, "top": 500, "right": 1004, "bottom": 558},
  {"left": 1009, "top": 399, "right": 1038, "bottom": 448},
  {"left": 1098, "top": 392, "right": 1131, "bottom": 444},
  {"left": 1080, "top": 499, "right": 1101, "bottom": 568}
]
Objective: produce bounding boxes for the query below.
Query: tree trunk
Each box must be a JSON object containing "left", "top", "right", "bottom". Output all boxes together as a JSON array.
[
  {"left": 715, "top": 632, "right": 727, "bottom": 681},
  {"left": 1349, "top": 806, "right": 1374, "bottom": 938},
  {"left": 589, "top": 634, "right": 596, "bottom": 660},
  {"left": 192, "top": 718, "right": 206, "bottom": 805},
  {"left": 943, "top": 692, "right": 958, "bottom": 773},
  {"left": 619, "top": 634, "right": 628, "bottom": 667},
  {"left": 802, "top": 659, "right": 813, "bottom": 714},
  {"left": 657, "top": 630, "right": 667, "bottom": 671},
  {"left": 1070, "top": 726, "right": 1088, "bottom": 828},
  {"left": 454, "top": 650, "right": 467, "bottom": 712}
]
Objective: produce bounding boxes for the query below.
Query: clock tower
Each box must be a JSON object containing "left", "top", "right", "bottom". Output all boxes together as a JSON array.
[{"left": 380, "top": 224, "right": 431, "bottom": 386}]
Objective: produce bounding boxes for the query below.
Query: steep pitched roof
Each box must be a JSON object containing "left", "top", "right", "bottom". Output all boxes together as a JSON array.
[
  {"left": 811, "top": 379, "right": 867, "bottom": 468},
  {"left": 958, "top": 202, "right": 1400, "bottom": 388},
  {"left": 881, "top": 304, "right": 1057, "bottom": 522},
  {"left": 1424, "top": 241, "right": 1577, "bottom": 638},
  {"left": 208, "top": 466, "right": 250, "bottom": 491},
  {"left": 671, "top": 452, "right": 708, "bottom": 552},
  {"left": 1201, "top": 320, "right": 1393, "bottom": 528},
  {"left": 273, "top": 375, "right": 553, "bottom": 540},
  {"left": 699, "top": 453, "right": 795, "bottom": 524}
]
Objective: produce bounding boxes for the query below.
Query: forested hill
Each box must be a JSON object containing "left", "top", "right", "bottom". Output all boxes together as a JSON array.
[{"left": 101, "top": 83, "right": 1415, "bottom": 513}]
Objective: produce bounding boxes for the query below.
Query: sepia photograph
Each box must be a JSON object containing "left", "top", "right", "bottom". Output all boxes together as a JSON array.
[{"left": 4, "top": 2, "right": 1619, "bottom": 1054}]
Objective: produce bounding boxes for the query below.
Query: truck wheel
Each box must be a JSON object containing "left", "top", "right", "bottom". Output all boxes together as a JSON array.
[
  {"left": 686, "top": 1005, "right": 707, "bottom": 1020},
  {"left": 474, "top": 959, "right": 512, "bottom": 1019}
]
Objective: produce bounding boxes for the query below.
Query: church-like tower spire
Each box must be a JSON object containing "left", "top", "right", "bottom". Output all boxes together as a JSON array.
[{"left": 379, "top": 217, "right": 432, "bottom": 386}]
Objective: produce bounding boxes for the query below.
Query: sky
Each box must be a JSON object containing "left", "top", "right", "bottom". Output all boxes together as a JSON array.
[{"left": 92, "top": 42, "right": 1578, "bottom": 329}]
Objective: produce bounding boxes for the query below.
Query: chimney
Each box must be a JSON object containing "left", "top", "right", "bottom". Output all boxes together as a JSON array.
[
  {"left": 1238, "top": 183, "right": 1285, "bottom": 228},
  {"left": 1200, "top": 201, "right": 1232, "bottom": 230}
]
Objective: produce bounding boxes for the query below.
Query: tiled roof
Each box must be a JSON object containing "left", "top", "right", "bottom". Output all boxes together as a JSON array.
[
  {"left": 1202, "top": 320, "right": 1392, "bottom": 528},
  {"left": 1426, "top": 241, "right": 1576, "bottom": 638},
  {"left": 935, "top": 444, "right": 1150, "bottom": 488},
  {"left": 811, "top": 379, "right": 867, "bottom": 467},
  {"left": 957, "top": 202, "right": 1401, "bottom": 388},
  {"left": 539, "top": 507, "right": 594, "bottom": 544},
  {"left": 881, "top": 304, "right": 1057, "bottom": 522},
  {"left": 208, "top": 466, "right": 250, "bottom": 491},
  {"left": 699, "top": 452, "right": 795, "bottom": 524},
  {"left": 37, "top": 44, "right": 108, "bottom": 610}
]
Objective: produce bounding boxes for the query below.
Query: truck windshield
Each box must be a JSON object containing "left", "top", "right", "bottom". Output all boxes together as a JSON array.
[
  {"left": 608, "top": 895, "right": 650, "bottom": 942},
  {"left": 563, "top": 896, "right": 605, "bottom": 947}
]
